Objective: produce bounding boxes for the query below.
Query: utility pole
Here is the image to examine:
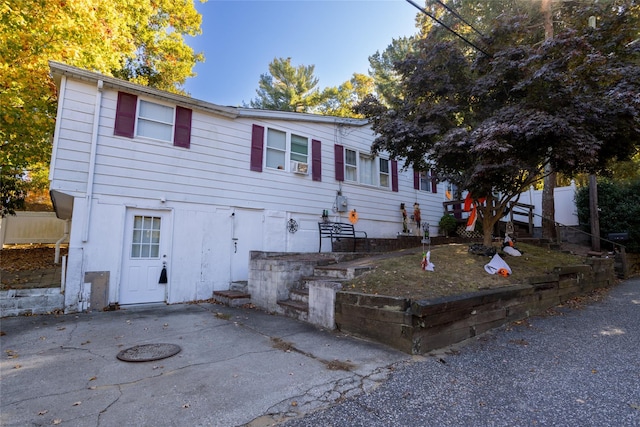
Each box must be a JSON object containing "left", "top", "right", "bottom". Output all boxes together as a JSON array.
[{"left": 541, "top": 0, "right": 557, "bottom": 242}]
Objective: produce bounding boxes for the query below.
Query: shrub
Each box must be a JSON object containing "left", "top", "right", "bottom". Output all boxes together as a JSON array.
[{"left": 439, "top": 214, "right": 458, "bottom": 237}]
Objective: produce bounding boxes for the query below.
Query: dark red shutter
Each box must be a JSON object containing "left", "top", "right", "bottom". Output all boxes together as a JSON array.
[
  {"left": 114, "top": 92, "right": 137, "bottom": 138},
  {"left": 174, "top": 106, "right": 192, "bottom": 148},
  {"left": 312, "top": 139, "right": 321, "bottom": 182},
  {"left": 391, "top": 160, "right": 399, "bottom": 192},
  {"left": 430, "top": 168, "right": 438, "bottom": 193},
  {"left": 413, "top": 170, "right": 420, "bottom": 190},
  {"left": 250, "top": 124, "right": 264, "bottom": 172},
  {"left": 334, "top": 144, "right": 344, "bottom": 182}
]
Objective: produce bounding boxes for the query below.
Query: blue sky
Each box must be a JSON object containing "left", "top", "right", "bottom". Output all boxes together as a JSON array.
[{"left": 183, "top": 0, "right": 420, "bottom": 106}]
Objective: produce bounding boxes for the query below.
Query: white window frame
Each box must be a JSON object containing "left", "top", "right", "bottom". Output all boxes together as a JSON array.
[
  {"left": 265, "top": 127, "right": 310, "bottom": 173},
  {"left": 343, "top": 147, "right": 390, "bottom": 189},
  {"left": 136, "top": 99, "right": 175, "bottom": 143},
  {"left": 345, "top": 149, "right": 358, "bottom": 182},
  {"left": 379, "top": 158, "right": 390, "bottom": 188}
]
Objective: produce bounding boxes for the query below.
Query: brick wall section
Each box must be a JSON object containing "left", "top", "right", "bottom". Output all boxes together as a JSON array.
[{"left": 335, "top": 258, "right": 616, "bottom": 355}]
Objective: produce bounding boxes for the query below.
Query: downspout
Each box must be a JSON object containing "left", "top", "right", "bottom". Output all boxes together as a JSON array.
[
  {"left": 82, "top": 80, "right": 104, "bottom": 242},
  {"left": 54, "top": 219, "right": 70, "bottom": 264}
]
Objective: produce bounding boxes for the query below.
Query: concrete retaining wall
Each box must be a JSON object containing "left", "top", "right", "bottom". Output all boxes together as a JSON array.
[
  {"left": 0, "top": 288, "right": 64, "bottom": 317},
  {"left": 335, "top": 258, "right": 616, "bottom": 354}
]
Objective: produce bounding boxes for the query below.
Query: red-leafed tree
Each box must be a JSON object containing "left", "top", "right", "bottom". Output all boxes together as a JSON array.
[{"left": 356, "top": 2, "right": 640, "bottom": 247}]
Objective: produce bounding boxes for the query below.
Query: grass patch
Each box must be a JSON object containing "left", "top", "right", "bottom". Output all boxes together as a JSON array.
[{"left": 343, "top": 243, "right": 586, "bottom": 300}]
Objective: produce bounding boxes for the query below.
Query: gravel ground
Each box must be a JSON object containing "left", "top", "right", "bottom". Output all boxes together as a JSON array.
[{"left": 283, "top": 277, "right": 640, "bottom": 427}]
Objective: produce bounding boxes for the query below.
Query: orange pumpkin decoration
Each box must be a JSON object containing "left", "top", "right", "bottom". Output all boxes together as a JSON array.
[{"left": 349, "top": 209, "right": 359, "bottom": 224}]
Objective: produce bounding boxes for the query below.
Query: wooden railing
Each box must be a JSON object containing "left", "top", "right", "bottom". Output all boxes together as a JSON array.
[{"left": 441, "top": 200, "right": 535, "bottom": 235}]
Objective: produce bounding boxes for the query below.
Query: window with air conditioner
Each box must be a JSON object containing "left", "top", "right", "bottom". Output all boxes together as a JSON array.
[{"left": 264, "top": 127, "right": 309, "bottom": 173}]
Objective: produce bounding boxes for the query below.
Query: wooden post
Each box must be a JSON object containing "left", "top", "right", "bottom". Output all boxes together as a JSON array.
[{"left": 589, "top": 174, "right": 600, "bottom": 251}]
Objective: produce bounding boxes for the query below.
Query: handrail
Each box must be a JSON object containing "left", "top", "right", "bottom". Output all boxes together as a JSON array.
[{"left": 443, "top": 199, "right": 626, "bottom": 250}]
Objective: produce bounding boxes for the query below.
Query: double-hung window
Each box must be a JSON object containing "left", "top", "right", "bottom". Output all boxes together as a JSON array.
[
  {"left": 114, "top": 91, "right": 192, "bottom": 148},
  {"left": 359, "top": 154, "right": 375, "bottom": 186},
  {"left": 335, "top": 144, "right": 397, "bottom": 191},
  {"left": 266, "top": 128, "right": 287, "bottom": 169},
  {"left": 137, "top": 100, "right": 174, "bottom": 142},
  {"left": 345, "top": 149, "right": 358, "bottom": 181},
  {"left": 379, "top": 158, "right": 390, "bottom": 188},
  {"left": 341, "top": 147, "right": 390, "bottom": 189},
  {"left": 414, "top": 169, "right": 438, "bottom": 193},
  {"left": 290, "top": 134, "right": 309, "bottom": 168},
  {"left": 251, "top": 124, "right": 321, "bottom": 180},
  {"left": 265, "top": 128, "right": 309, "bottom": 172}
]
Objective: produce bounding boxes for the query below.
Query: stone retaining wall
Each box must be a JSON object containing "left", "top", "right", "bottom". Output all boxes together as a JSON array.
[
  {"left": 335, "top": 258, "right": 616, "bottom": 354},
  {"left": 1, "top": 288, "right": 64, "bottom": 317}
]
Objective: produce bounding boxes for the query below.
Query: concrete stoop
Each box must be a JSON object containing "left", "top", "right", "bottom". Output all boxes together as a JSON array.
[
  {"left": 212, "top": 290, "right": 251, "bottom": 307},
  {"left": 213, "top": 281, "right": 252, "bottom": 307}
]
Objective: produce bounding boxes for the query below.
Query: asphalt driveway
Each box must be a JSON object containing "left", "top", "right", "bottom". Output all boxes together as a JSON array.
[{"left": 284, "top": 277, "right": 640, "bottom": 427}]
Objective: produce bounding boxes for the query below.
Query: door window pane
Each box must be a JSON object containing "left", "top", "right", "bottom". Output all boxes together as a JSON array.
[{"left": 131, "top": 215, "right": 162, "bottom": 259}]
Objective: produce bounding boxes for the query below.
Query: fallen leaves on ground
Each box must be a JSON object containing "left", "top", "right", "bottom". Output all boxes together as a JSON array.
[{"left": 345, "top": 243, "right": 587, "bottom": 300}]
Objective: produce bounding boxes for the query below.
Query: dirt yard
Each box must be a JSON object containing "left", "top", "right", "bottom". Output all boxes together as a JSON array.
[
  {"left": 1, "top": 246, "right": 68, "bottom": 290},
  {"left": 343, "top": 242, "right": 595, "bottom": 300}
]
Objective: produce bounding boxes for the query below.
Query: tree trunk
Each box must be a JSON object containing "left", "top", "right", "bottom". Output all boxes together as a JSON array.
[
  {"left": 541, "top": 0, "right": 557, "bottom": 243},
  {"left": 542, "top": 169, "right": 557, "bottom": 241},
  {"left": 480, "top": 196, "right": 497, "bottom": 247}
]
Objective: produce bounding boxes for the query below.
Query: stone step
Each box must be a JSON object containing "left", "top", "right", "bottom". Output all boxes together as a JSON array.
[
  {"left": 289, "top": 288, "right": 309, "bottom": 303},
  {"left": 212, "top": 290, "right": 251, "bottom": 307}
]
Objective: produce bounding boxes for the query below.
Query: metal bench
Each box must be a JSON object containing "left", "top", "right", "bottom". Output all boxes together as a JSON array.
[{"left": 318, "top": 222, "right": 368, "bottom": 252}]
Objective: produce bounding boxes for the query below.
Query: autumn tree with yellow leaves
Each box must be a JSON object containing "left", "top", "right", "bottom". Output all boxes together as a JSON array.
[{"left": 0, "top": 0, "right": 205, "bottom": 215}]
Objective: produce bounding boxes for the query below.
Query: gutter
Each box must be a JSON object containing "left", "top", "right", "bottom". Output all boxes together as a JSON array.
[{"left": 82, "top": 79, "right": 103, "bottom": 242}]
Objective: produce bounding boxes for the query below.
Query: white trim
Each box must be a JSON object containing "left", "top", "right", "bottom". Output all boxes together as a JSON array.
[{"left": 49, "top": 76, "right": 67, "bottom": 182}]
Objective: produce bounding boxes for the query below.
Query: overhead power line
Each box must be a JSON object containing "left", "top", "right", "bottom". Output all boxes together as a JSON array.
[
  {"left": 434, "top": 0, "right": 487, "bottom": 39},
  {"left": 404, "top": 0, "right": 491, "bottom": 56}
]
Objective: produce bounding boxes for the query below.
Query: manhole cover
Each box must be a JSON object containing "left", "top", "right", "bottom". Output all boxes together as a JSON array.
[{"left": 116, "top": 343, "right": 181, "bottom": 362}]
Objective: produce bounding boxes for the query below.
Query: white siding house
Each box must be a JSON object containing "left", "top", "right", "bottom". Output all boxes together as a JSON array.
[{"left": 49, "top": 62, "right": 448, "bottom": 313}]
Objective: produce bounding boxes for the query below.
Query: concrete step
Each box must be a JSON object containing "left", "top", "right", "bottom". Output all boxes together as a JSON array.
[
  {"left": 289, "top": 288, "right": 309, "bottom": 304},
  {"left": 230, "top": 281, "right": 248, "bottom": 292},
  {"left": 212, "top": 290, "right": 251, "bottom": 307},
  {"left": 313, "top": 265, "right": 373, "bottom": 280},
  {"left": 277, "top": 299, "right": 308, "bottom": 322}
]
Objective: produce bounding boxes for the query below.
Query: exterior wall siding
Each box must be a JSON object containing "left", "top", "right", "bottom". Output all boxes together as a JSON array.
[{"left": 49, "top": 64, "right": 448, "bottom": 312}]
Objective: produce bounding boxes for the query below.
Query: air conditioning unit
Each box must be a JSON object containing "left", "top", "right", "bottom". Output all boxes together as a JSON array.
[{"left": 291, "top": 161, "right": 308, "bottom": 175}]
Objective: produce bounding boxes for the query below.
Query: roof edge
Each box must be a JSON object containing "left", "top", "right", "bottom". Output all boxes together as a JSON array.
[{"left": 48, "top": 61, "right": 370, "bottom": 126}]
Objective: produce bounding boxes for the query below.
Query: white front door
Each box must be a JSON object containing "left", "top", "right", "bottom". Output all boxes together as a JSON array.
[
  {"left": 231, "top": 209, "right": 263, "bottom": 282},
  {"left": 120, "top": 209, "right": 171, "bottom": 305}
]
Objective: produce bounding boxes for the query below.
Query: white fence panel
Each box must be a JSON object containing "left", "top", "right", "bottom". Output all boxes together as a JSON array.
[
  {"left": 1, "top": 212, "right": 69, "bottom": 246},
  {"left": 517, "top": 182, "right": 579, "bottom": 227}
]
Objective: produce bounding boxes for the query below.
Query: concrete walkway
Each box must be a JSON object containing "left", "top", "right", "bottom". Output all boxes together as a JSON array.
[{"left": 0, "top": 303, "right": 409, "bottom": 427}]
